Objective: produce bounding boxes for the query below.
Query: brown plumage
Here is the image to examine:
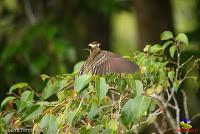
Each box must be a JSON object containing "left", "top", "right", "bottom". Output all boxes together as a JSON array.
[{"left": 79, "top": 41, "right": 138, "bottom": 75}]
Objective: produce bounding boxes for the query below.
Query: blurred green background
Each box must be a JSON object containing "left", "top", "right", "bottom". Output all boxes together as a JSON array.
[{"left": 0, "top": 0, "right": 199, "bottom": 115}]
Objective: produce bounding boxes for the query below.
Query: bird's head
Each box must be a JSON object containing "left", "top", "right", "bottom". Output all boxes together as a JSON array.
[{"left": 88, "top": 41, "right": 101, "bottom": 54}]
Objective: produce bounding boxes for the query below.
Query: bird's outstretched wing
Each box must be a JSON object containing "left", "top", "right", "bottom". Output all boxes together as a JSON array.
[{"left": 79, "top": 50, "right": 138, "bottom": 75}]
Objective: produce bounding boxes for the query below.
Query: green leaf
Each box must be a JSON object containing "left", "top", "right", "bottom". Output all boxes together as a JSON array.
[
  {"left": 3, "top": 112, "right": 15, "bottom": 126},
  {"left": 143, "top": 45, "right": 151, "bottom": 52},
  {"left": 9, "top": 82, "right": 28, "bottom": 94},
  {"left": 20, "top": 90, "right": 34, "bottom": 103},
  {"left": 17, "top": 91, "right": 34, "bottom": 112},
  {"left": 135, "top": 53, "right": 145, "bottom": 65},
  {"left": 65, "top": 111, "right": 76, "bottom": 126},
  {"left": 88, "top": 103, "right": 101, "bottom": 120},
  {"left": 169, "top": 45, "right": 176, "bottom": 58},
  {"left": 22, "top": 105, "right": 44, "bottom": 121},
  {"left": 173, "top": 80, "right": 180, "bottom": 91},
  {"left": 1, "top": 96, "right": 15, "bottom": 110},
  {"left": 149, "top": 44, "right": 162, "bottom": 53},
  {"left": 39, "top": 114, "right": 58, "bottom": 134},
  {"left": 162, "top": 40, "right": 173, "bottom": 50},
  {"left": 132, "top": 80, "right": 143, "bottom": 96},
  {"left": 0, "top": 118, "right": 5, "bottom": 132},
  {"left": 108, "top": 119, "right": 119, "bottom": 131},
  {"left": 75, "top": 75, "right": 92, "bottom": 93},
  {"left": 96, "top": 76, "right": 109, "bottom": 102},
  {"left": 73, "top": 61, "right": 85, "bottom": 73},
  {"left": 168, "top": 71, "right": 175, "bottom": 82},
  {"left": 116, "top": 78, "right": 127, "bottom": 91},
  {"left": 40, "top": 74, "right": 50, "bottom": 81},
  {"left": 175, "top": 33, "right": 188, "bottom": 45},
  {"left": 160, "top": 31, "right": 174, "bottom": 40},
  {"left": 159, "top": 69, "right": 166, "bottom": 84},
  {"left": 121, "top": 95, "right": 150, "bottom": 129},
  {"left": 42, "top": 77, "right": 68, "bottom": 100}
]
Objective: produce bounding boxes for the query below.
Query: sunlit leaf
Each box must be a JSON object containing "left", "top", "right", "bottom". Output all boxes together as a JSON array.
[
  {"left": 9, "top": 82, "right": 28, "bottom": 94},
  {"left": 175, "top": 33, "right": 188, "bottom": 45},
  {"left": 168, "top": 71, "right": 175, "bottom": 82},
  {"left": 143, "top": 45, "right": 151, "bottom": 52},
  {"left": 135, "top": 53, "right": 145, "bottom": 65},
  {"left": 22, "top": 105, "right": 44, "bottom": 121},
  {"left": 40, "top": 74, "right": 50, "bottom": 81},
  {"left": 108, "top": 119, "right": 119, "bottom": 131},
  {"left": 149, "top": 44, "right": 162, "bottom": 53},
  {"left": 160, "top": 31, "right": 173, "bottom": 40},
  {"left": 169, "top": 45, "right": 176, "bottom": 58},
  {"left": 1, "top": 96, "right": 15, "bottom": 110},
  {"left": 17, "top": 90, "right": 34, "bottom": 112},
  {"left": 173, "top": 80, "right": 180, "bottom": 91},
  {"left": 75, "top": 75, "right": 92, "bottom": 93},
  {"left": 39, "top": 114, "right": 58, "bottom": 134},
  {"left": 73, "top": 61, "right": 85, "bottom": 73}
]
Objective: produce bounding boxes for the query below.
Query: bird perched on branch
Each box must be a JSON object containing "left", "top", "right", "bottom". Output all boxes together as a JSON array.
[{"left": 79, "top": 41, "right": 138, "bottom": 75}]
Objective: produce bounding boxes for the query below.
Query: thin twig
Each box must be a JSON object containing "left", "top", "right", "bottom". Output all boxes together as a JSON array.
[
  {"left": 154, "top": 122, "right": 163, "bottom": 134},
  {"left": 179, "top": 56, "right": 194, "bottom": 68},
  {"left": 175, "top": 41, "right": 181, "bottom": 80},
  {"left": 172, "top": 95, "right": 181, "bottom": 134},
  {"left": 180, "top": 59, "right": 199, "bottom": 84},
  {"left": 131, "top": 108, "right": 163, "bottom": 130}
]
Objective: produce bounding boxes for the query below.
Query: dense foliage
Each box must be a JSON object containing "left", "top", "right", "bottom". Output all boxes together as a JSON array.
[{"left": 0, "top": 32, "right": 199, "bottom": 133}]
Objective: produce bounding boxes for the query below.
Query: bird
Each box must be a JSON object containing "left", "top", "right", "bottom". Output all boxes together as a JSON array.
[{"left": 79, "top": 41, "right": 138, "bottom": 75}]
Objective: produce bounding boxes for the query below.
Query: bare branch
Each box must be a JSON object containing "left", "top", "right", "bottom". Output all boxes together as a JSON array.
[{"left": 181, "top": 90, "right": 189, "bottom": 122}]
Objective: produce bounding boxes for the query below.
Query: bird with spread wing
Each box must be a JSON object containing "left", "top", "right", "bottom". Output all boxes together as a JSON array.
[{"left": 79, "top": 41, "right": 138, "bottom": 75}]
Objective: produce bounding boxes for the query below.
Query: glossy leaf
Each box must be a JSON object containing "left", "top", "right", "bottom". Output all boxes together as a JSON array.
[
  {"left": 168, "top": 71, "right": 175, "bottom": 82},
  {"left": 9, "top": 82, "right": 28, "bottom": 94},
  {"left": 175, "top": 33, "right": 188, "bottom": 45},
  {"left": 40, "top": 74, "right": 50, "bottom": 81},
  {"left": 149, "top": 44, "right": 162, "bottom": 53},
  {"left": 17, "top": 91, "right": 34, "bottom": 112},
  {"left": 160, "top": 31, "right": 173, "bottom": 40},
  {"left": 1, "top": 96, "right": 15, "bottom": 110},
  {"left": 22, "top": 105, "right": 44, "bottom": 121},
  {"left": 169, "top": 45, "right": 176, "bottom": 58},
  {"left": 75, "top": 75, "right": 92, "bottom": 93}
]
